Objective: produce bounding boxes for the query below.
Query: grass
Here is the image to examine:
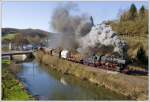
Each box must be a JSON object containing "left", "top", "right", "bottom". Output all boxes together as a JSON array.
[
  {"left": 120, "top": 35, "right": 148, "bottom": 58},
  {"left": 2, "top": 60, "right": 33, "bottom": 100},
  {"left": 35, "top": 51, "right": 148, "bottom": 100},
  {"left": 2, "top": 33, "right": 16, "bottom": 41},
  {"left": 2, "top": 60, "right": 11, "bottom": 65},
  {"left": 2, "top": 47, "right": 10, "bottom": 52}
]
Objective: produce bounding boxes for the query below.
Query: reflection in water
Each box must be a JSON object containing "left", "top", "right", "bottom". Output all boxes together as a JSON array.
[
  {"left": 16, "top": 60, "right": 129, "bottom": 100},
  {"left": 60, "top": 77, "right": 68, "bottom": 85}
]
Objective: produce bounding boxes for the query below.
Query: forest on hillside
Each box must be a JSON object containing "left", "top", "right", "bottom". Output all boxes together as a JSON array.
[
  {"left": 109, "top": 4, "right": 148, "bottom": 68},
  {"left": 110, "top": 4, "right": 148, "bottom": 36}
]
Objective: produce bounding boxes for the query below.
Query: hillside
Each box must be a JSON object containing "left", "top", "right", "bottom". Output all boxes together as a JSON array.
[
  {"left": 108, "top": 4, "right": 148, "bottom": 68},
  {"left": 2, "top": 28, "right": 56, "bottom": 48},
  {"left": 2, "top": 28, "right": 50, "bottom": 38}
]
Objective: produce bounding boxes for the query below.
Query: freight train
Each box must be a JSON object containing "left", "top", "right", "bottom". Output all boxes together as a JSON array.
[{"left": 39, "top": 47, "right": 128, "bottom": 73}]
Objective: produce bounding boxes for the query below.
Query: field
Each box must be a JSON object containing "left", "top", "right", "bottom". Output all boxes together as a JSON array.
[{"left": 2, "top": 34, "right": 16, "bottom": 41}]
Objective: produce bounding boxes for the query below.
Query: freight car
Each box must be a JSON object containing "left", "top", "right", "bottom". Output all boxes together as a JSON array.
[{"left": 39, "top": 48, "right": 128, "bottom": 72}]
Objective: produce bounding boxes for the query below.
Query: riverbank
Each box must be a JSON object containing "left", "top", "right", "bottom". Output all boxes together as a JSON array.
[
  {"left": 2, "top": 60, "right": 33, "bottom": 100},
  {"left": 35, "top": 51, "right": 148, "bottom": 100}
]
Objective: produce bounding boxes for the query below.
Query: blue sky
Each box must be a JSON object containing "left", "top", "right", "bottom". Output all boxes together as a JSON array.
[{"left": 2, "top": 1, "right": 149, "bottom": 32}]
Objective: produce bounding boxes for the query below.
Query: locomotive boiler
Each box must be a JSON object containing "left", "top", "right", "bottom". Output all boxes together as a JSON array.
[{"left": 82, "top": 54, "right": 127, "bottom": 72}]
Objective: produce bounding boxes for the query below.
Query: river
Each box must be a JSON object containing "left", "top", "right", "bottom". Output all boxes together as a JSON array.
[{"left": 16, "top": 60, "right": 129, "bottom": 100}]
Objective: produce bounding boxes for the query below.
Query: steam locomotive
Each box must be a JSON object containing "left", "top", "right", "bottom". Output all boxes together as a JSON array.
[
  {"left": 81, "top": 54, "right": 127, "bottom": 72},
  {"left": 39, "top": 47, "right": 128, "bottom": 72}
]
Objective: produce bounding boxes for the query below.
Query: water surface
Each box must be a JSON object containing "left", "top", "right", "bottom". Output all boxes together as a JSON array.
[{"left": 17, "top": 60, "right": 129, "bottom": 100}]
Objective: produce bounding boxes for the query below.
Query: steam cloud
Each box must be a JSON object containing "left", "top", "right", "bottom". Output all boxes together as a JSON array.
[
  {"left": 50, "top": 3, "right": 128, "bottom": 58},
  {"left": 51, "top": 3, "right": 93, "bottom": 49},
  {"left": 78, "top": 23, "right": 128, "bottom": 58}
]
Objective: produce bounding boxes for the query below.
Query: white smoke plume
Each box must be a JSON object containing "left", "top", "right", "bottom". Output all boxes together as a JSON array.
[{"left": 78, "top": 22, "right": 128, "bottom": 58}]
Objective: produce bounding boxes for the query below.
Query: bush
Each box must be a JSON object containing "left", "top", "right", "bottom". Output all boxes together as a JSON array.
[{"left": 136, "top": 46, "right": 148, "bottom": 67}]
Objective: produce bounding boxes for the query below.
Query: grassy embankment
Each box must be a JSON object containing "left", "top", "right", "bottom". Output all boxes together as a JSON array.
[
  {"left": 120, "top": 35, "right": 148, "bottom": 70},
  {"left": 35, "top": 51, "right": 148, "bottom": 100},
  {"left": 2, "top": 60, "right": 33, "bottom": 100},
  {"left": 121, "top": 35, "right": 148, "bottom": 58}
]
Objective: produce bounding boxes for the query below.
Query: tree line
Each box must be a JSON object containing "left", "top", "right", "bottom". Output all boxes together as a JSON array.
[{"left": 110, "top": 3, "right": 148, "bottom": 36}]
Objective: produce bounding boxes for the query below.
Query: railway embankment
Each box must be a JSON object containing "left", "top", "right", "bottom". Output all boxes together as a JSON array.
[{"left": 35, "top": 51, "right": 148, "bottom": 100}]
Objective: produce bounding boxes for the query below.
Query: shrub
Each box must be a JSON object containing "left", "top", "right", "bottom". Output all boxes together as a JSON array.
[{"left": 136, "top": 46, "right": 148, "bottom": 68}]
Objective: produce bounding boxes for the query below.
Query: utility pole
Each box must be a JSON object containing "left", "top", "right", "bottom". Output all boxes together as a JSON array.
[
  {"left": 47, "top": 21, "right": 51, "bottom": 47},
  {"left": 47, "top": 34, "right": 49, "bottom": 47}
]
